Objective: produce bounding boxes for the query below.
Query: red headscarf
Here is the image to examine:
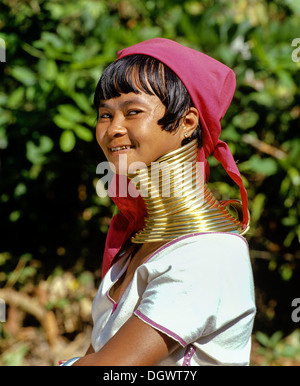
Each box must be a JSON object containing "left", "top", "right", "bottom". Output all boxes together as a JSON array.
[{"left": 101, "top": 38, "right": 249, "bottom": 277}]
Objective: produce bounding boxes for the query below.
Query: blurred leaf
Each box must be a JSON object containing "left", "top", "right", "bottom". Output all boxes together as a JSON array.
[
  {"left": 2, "top": 344, "right": 29, "bottom": 366},
  {"left": 255, "top": 331, "right": 271, "bottom": 348},
  {"left": 26, "top": 136, "right": 54, "bottom": 164},
  {"left": 251, "top": 193, "right": 266, "bottom": 223},
  {"left": 7, "top": 87, "right": 25, "bottom": 108},
  {"left": 232, "top": 111, "right": 259, "bottom": 130},
  {"left": 14, "top": 183, "right": 27, "bottom": 197},
  {"left": 10, "top": 67, "right": 37, "bottom": 86},
  {"left": 40, "top": 59, "right": 58, "bottom": 81},
  {"left": 279, "top": 264, "right": 293, "bottom": 281},
  {"left": 239, "top": 155, "right": 278, "bottom": 176},
  {"left": 58, "top": 104, "right": 84, "bottom": 122},
  {"left": 53, "top": 115, "right": 74, "bottom": 130},
  {"left": 74, "top": 124, "right": 93, "bottom": 142},
  {"left": 59, "top": 130, "right": 76, "bottom": 152},
  {"left": 71, "top": 92, "right": 93, "bottom": 113},
  {"left": 256, "top": 331, "right": 283, "bottom": 349}
]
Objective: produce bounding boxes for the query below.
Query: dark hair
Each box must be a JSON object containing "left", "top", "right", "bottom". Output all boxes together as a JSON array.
[{"left": 94, "top": 55, "right": 202, "bottom": 147}]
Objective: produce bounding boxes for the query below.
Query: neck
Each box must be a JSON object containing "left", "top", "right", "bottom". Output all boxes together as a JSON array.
[{"left": 128, "top": 139, "right": 248, "bottom": 243}]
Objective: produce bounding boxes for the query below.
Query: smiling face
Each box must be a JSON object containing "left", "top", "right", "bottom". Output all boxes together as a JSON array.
[
  {"left": 94, "top": 55, "right": 200, "bottom": 174},
  {"left": 96, "top": 92, "right": 185, "bottom": 174}
]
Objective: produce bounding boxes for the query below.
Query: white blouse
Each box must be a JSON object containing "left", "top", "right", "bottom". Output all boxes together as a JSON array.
[{"left": 91, "top": 232, "right": 256, "bottom": 366}]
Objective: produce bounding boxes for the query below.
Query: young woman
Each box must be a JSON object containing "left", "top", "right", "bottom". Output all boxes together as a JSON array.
[{"left": 61, "top": 38, "right": 256, "bottom": 366}]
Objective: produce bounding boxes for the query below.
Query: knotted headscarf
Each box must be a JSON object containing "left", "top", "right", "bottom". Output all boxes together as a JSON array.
[{"left": 101, "top": 38, "right": 249, "bottom": 276}]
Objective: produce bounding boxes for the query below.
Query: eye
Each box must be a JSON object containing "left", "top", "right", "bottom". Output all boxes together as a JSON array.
[
  {"left": 127, "top": 110, "right": 142, "bottom": 116},
  {"left": 99, "top": 112, "right": 112, "bottom": 119}
]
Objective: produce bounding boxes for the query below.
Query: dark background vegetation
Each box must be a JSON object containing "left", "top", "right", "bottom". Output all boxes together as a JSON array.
[{"left": 0, "top": 0, "right": 299, "bottom": 365}]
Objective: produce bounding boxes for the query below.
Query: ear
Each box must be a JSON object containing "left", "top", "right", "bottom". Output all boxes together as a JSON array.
[{"left": 181, "top": 107, "right": 199, "bottom": 139}]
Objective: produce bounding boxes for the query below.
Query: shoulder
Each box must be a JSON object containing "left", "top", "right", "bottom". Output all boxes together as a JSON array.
[
  {"left": 134, "top": 232, "right": 255, "bottom": 346},
  {"left": 144, "top": 232, "right": 249, "bottom": 267},
  {"left": 137, "top": 232, "right": 252, "bottom": 287}
]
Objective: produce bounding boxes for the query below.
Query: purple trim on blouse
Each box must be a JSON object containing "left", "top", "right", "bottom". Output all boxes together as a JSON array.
[
  {"left": 105, "top": 291, "right": 118, "bottom": 314},
  {"left": 183, "top": 344, "right": 196, "bottom": 366},
  {"left": 112, "top": 302, "right": 118, "bottom": 314},
  {"left": 106, "top": 255, "right": 131, "bottom": 314},
  {"left": 135, "top": 309, "right": 187, "bottom": 347}
]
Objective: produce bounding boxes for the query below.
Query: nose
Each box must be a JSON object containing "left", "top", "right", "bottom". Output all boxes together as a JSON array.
[{"left": 107, "top": 113, "right": 127, "bottom": 137}]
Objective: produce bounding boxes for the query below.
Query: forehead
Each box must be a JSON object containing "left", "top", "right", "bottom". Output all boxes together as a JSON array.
[{"left": 99, "top": 92, "right": 164, "bottom": 109}]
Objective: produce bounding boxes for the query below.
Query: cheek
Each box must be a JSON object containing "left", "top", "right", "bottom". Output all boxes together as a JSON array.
[{"left": 96, "top": 124, "right": 105, "bottom": 148}]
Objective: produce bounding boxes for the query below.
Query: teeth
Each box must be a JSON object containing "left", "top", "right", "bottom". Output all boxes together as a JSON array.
[{"left": 111, "top": 146, "right": 132, "bottom": 152}]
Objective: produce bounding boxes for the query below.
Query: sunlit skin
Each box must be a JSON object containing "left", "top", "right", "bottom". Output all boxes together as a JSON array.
[
  {"left": 96, "top": 92, "right": 198, "bottom": 174},
  {"left": 72, "top": 92, "right": 199, "bottom": 366}
]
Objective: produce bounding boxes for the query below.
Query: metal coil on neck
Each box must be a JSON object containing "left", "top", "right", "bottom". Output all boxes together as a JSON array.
[{"left": 128, "top": 139, "right": 249, "bottom": 243}]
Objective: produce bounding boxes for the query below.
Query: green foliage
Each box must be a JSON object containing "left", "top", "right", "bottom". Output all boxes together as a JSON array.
[
  {"left": 1, "top": 343, "right": 29, "bottom": 366},
  {"left": 0, "top": 0, "right": 300, "bottom": 353},
  {"left": 254, "top": 330, "right": 300, "bottom": 365}
]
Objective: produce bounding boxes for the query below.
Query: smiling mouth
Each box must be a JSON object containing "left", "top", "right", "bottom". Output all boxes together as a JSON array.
[{"left": 110, "top": 145, "right": 135, "bottom": 152}]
